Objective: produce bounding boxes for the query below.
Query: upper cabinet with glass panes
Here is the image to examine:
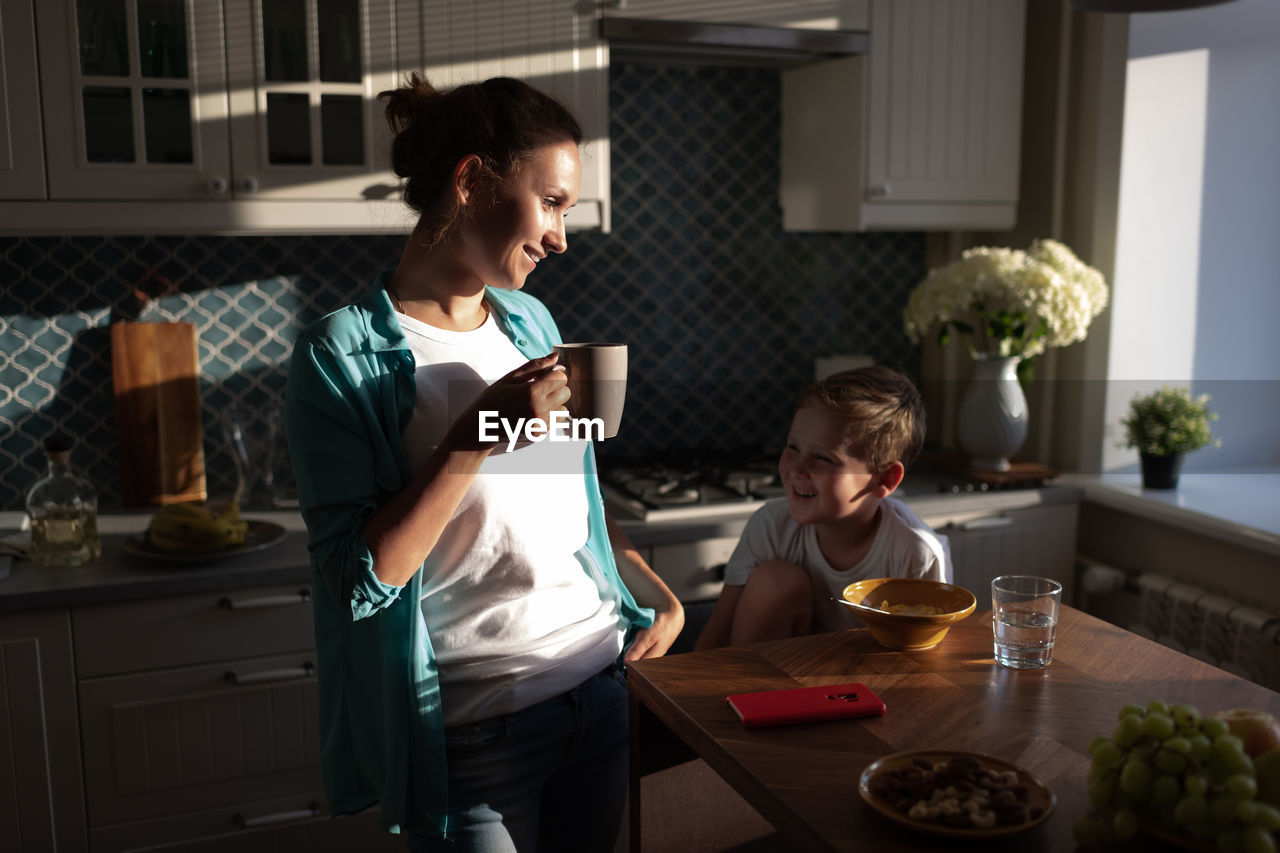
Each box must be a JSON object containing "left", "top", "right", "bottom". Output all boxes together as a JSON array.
[
  {"left": 10, "top": 0, "right": 610, "bottom": 231},
  {"left": 34, "top": 0, "right": 403, "bottom": 202}
]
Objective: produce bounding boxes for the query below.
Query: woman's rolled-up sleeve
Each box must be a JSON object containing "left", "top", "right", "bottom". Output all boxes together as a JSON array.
[{"left": 285, "top": 335, "right": 406, "bottom": 621}]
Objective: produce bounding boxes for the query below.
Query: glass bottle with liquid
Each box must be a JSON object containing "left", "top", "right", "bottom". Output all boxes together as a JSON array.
[{"left": 26, "top": 434, "right": 101, "bottom": 567}]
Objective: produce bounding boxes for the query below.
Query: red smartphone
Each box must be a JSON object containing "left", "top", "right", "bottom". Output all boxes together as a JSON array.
[{"left": 726, "top": 682, "right": 886, "bottom": 729}]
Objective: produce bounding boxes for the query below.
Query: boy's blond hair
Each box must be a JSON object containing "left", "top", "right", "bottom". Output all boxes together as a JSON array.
[{"left": 796, "top": 366, "right": 926, "bottom": 474}]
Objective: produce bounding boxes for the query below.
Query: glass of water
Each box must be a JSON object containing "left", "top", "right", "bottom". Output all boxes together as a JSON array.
[{"left": 991, "top": 575, "right": 1062, "bottom": 669}]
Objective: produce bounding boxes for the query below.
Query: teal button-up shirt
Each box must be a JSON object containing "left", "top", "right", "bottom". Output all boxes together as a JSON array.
[{"left": 284, "top": 274, "right": 654, "bottom": 836}]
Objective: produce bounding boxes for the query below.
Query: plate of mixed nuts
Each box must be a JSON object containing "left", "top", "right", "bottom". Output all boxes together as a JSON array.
[{"left": 858, "top": 750, "right": 1056, "bottom": 839}]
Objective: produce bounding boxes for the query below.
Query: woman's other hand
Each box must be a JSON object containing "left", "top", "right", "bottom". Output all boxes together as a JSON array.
[{"left": 624, "top": 603, "right": 685, "bottom": 662}]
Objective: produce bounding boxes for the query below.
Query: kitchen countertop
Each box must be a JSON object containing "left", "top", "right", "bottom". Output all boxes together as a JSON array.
[
  {"left": 1060, "top": 466, "right": 1280, "bottom": 558},
  {"left": 1, "top": 480, "right": 1084, "bottom": 613},
  {"left": 0, "top": 511, "right": 312, "bottom": 614},
  {"left": 613, "top": 478, "right": 1085, "bottom": 546}
]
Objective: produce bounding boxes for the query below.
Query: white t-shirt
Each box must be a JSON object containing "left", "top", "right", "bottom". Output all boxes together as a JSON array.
[
  {"left": 723, "top": 497, "right": 948, "bottom": 634},
  {"left": 397, "top": 309, "right": 623, "bottom": 727}
]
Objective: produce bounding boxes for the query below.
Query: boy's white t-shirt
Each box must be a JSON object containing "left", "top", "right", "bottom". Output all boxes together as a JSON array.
[
  {"left": 722, "top": 497, "right": 948, "bottom": 634},
  {"left": 396, "top": 309, "right": 622, "bottom": 727}
]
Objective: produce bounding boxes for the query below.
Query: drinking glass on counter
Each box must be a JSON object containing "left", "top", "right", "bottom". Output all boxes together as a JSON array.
[{"left": 991, "top": 575, "right": 1062, "bottom": 669}]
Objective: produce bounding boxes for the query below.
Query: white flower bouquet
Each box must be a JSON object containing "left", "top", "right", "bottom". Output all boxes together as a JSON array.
[{"left": 903, "top": 240, "right": 1109, "bottom": 359}]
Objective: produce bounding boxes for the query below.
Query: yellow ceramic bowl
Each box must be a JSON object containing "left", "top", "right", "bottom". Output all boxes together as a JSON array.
[{"left": 841, "top": 578, "right": 977, "bottom": 651}]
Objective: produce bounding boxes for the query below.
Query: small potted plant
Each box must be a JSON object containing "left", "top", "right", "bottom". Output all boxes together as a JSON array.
[{"left": 1119, "top": 386, "right": 1219, "bottom": 489}]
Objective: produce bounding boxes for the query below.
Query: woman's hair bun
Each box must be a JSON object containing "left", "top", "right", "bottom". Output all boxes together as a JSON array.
[{"left": 378, "top": 73, "right": 583, "bottom": 246}]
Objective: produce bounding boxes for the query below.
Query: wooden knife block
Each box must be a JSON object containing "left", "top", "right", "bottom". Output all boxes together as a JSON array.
[{"left": 111, "top": 322, "right": 207, "bottom": 507}]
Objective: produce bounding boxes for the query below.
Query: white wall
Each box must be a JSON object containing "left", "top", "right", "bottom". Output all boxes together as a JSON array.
[{"left": 1104, "top": 0, "right": 1280, "bottom": 471}]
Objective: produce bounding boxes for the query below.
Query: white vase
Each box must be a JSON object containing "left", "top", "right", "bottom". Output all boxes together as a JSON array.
[{"left": 956, "top": 355, "right": 1028, "bottom": 472}]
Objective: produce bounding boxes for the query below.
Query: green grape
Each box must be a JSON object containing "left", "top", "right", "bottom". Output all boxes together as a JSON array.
[
  {"left": 1202, "top": 716, "right": 1230, "bottom": 739},
  {"left": 1212, "top": 793, "right": 1242, "bottom": 824},
  {"left": 1151, "top": 773, "right": 1181, "bottom": 807},
  {"left": 1089, "top": 774, "right": 1118, "bottom": 808},
  {"left": 1189, "top": 821, "right": 1217, "bottom": 842},
  {"left": 1242, "top": 826, "right": 1278, "bottom": 853},
  {"left": 1088, "top": 735, "right": 1110, "bottom": 756},
  {"left": 1217, "top": 826, "right": 1245, "bottom": 853},
  {"left": 1093, "top": 738, "right": 1125, "bottom": 769},
  {"left": 1213, "top": 735, "right": 1255, "bottom": 776},
  {"left": 1225, "top": 774, "right": 1260, "bottom": 801},
  {"left": 1119, "top": 703, "right": 1147, "bottom": 720},
  {"left": 1164, "top": 735, "right": 1192, "bottom": 755},
  {"left": 1089, "top": 760, "right": 1111, "bottom": 783},
  {"left": 1155, "top": 748, "right": 1189, "bottom": 775},
  {"left": 1147, "top": 699, "right": 1171, "bottom": 716},
  {"left": 1238, "top": 800, "right": 1260, "bottom": 824},
  {"left": 1114, "top": 713, "right": 1144, "bottom": 747},
  {"left": 1112, "top": 807, "right": 1140, "bottom": 839},
  {"left": 1189, "top": 734, "right": 1214, "bottom": 764},
  {"left": 1186, "top": 773, "right": 1210, "bottom": 797},
  {"left": 1073, "top": 814, "right": 1106, "bottom": 846},
  {"left": 1142, "top": 712, "right": 1177, "bottom": 739},
  {"left": 1172, "top": 703, "right": 1201, "bottom": 729},
  {"left": 1253, "top": 803, "right": 1280, "bottom": 831},
  {"left": 1174, "top": 794, "right": 1209, "bottom": 826},
  {"left": 1120, "top": 758, "right": 1153, "bottom": 798}
]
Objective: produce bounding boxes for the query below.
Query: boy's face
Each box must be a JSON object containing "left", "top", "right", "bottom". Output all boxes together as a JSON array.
[{"left": 778, "top": 405, "right": 882, "bottom": 527}]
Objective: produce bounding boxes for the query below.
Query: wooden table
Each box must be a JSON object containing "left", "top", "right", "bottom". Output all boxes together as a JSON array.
[{"left": 628, "top": 606, "right": 1280, "bottom": 852}]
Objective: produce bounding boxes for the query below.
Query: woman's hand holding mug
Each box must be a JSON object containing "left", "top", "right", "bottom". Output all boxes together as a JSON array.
[{"left": 446, "top": 354, "right": 569, "bottom": 452}]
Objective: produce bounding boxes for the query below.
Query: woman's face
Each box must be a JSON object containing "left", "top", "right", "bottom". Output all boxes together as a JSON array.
[{"left": 458, "top": 139, "right": 581, "bottom": 290}]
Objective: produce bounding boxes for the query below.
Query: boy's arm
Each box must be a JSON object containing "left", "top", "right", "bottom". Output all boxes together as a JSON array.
[
  {"left": 695, "top": 502, "right": 782, "bottom": 651},
  {"left": 694, "top": 584, "right": 745, "bottom": 651}
]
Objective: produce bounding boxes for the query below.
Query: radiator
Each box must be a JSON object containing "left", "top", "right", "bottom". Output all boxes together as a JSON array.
[{"left": 1080, "top": 562, "right": 1280, "bottom": 692}]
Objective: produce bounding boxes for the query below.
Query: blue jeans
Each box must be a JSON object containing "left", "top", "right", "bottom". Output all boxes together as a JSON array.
[{"left": 408, "top": 665, "right": 630, "bottom": 853}]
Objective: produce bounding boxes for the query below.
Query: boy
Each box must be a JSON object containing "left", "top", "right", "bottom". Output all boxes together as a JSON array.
[{"left": 695, "top": 366, "right": 948, "bottom": 650}]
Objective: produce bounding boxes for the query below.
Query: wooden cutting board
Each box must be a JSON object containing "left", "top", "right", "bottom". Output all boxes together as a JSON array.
[{"left": 111, "top": 322, "right": 207, "bottom": 507}]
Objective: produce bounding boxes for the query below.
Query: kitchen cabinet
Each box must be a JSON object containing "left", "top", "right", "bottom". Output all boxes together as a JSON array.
[
  {"left": 35, "top": 0, "right": 400, "bottom": 203},
  {"left": 601, "top": 0, "right": 869, "bottom": 30},
  {"left": 922, "top": 501, "right": 1079, "bottom": 605},
  {"left": 408, "top": 0, "right": 611, "bottom": 231},
  {"left": 781, "top": 0, "right": 1027, "bottom": 231},
  {"left": 69, "top": 582, "right": 400, "bottom": 852},
  {"left": 648, "top": 535, "right": 740, "bottom": 605},
  {"left": 0, "top": 0, "right": 47, "bottom": 199},
  {"left": 9, "top": 0, "right": 607, "bottom": 233},
  {"left": 0, "top": 608, "right": 89, "bottom": 852}
]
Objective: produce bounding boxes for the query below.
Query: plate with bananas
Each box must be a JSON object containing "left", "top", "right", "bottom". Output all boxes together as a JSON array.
[{"left": 125, "top": 502, "right": 287, "bottom": 563}]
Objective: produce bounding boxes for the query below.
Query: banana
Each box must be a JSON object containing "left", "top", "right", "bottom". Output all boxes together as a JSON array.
[
  {"left": 218, "top": 500, "right": 241, "bottom": 524},
  {"left": 148, "top": 501, "right": 246, "bottom": 553}
]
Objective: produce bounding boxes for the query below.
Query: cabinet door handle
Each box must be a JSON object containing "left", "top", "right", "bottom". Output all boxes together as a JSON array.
[
  {"left": 959, "top": 516, "right": 1015, "bottom": 531},
  {"left": 225, "top": 662, "right": 315, "bottom": 685},
  {"left": 220, "top": 589, "right": 311, "bottom": 610},
  {"left": 233, "top": 801, "right": 321, "bottom": 828},
  {"left": 209, "top": 176, "right": 228, "bottom": 195}
]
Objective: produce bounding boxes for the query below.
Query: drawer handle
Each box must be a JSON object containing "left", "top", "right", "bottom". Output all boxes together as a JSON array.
[
  {"left": 220, "top": 589, "right": 311, "bottom": 610},
  {"left": 233, "top": 801, "right": 321, "bottom": 829},
  {"left": 711, "top": 562, "right": 727, "bottom": 582},
  {"left": 958, "top": 516, "right": 1016, "bottom": 531},
  {"left": 225, "top": 662, "right": 315, "bottom": 685}
]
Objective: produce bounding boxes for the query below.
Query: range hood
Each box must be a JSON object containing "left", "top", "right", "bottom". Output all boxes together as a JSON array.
[{"left": 601, "top": 17, "right": 869, "bottom": 67}]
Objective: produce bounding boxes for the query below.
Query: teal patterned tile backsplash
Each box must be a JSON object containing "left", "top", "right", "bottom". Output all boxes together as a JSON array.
[{"left": 0, "top": 63, "right": 924, "bottom": 509}]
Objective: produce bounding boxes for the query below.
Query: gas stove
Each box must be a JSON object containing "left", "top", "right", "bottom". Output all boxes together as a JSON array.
[
  {"left": 599, "top": 454, "right": 785, "bottom": 522},
  {"left": 600, "top": 453, "right": 1055, "bottom": 522}
]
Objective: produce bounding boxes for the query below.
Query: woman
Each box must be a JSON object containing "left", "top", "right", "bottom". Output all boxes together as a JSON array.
[{"left": 284, "top": 74, "right": 683, "bottom": 851}]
